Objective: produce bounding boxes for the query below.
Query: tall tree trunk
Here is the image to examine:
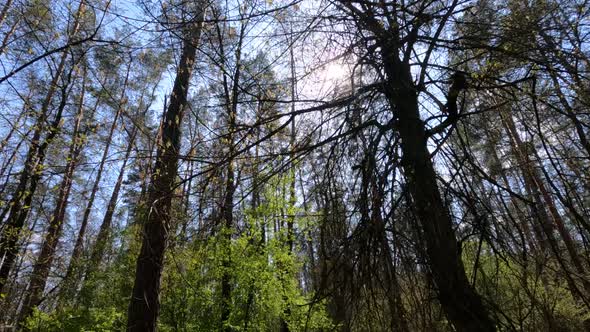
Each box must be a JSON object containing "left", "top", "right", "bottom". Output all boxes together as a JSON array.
[
  {"left": 18, "top": 64, "right": 87, "bottom": 325},
  {"left": 0, "top": 133, "right": 27, "bottom": 212},
  {"left": 381, "top": 47, "right": 496, "bottom": 331},
  {"left": 0, "top": 63, "right": 72, "bottom": 298},
  {"left": 0, "top": 18, "right": 19, "bottom": 56},
  {"left": 501, "top": 110, "right": 590, "bottom": 303},
  {"left": 126, "top": 6, "right": 204, "bottom": 330},
  {"left": 60, "top": 63, "right": 131, "bottom": 300},
  {"left": 243, "top": 122, "right": 263, "bottom": 331},
  {"left": 0, "top": 0, "right": 17, "bottom": 57},
  {"left": 0, "top": 0, "right": 85, "bottom": 297},
  {"left": 80, "top": 126, "right": 137, "bottom": 304},
  {"left": 217, "top": 15, "right": 244, "bottom": 331},
  {"left": 220, "top": 148, "right": 235, "bottom": 332},
  {"left": 334, "top": 0, "right": 496, "bottom": 328},
  {"left": 280, "top": 38, "right": 298, "bottom": 332},
  {"left": 0, "top": 93, "right": 30, "bottom": 158}
]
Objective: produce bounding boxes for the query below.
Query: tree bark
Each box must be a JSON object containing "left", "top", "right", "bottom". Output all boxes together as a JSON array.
[
  {"left": 333, "top": 1, "right": 496, "bottom": 328},
  {"left": 381, "top": 47, "right": 496, "bottom": 331},
  {"left": 0, "top": 0, "right": 85, "bottom": 297},
  {"left": 126, "top": 5, "right": 204, "bottom": 330},
  {"left": 501, "top": 110, "right": 590, "bottom": 303},
  {"left": 0, "top": 60, "right": 71, "bottom": 298},
  {"left": 61, "top": 63, "right": 131, "bottom": 301},
  {"left": 216, "top": 13, "right": 245, "bottom": 330},
  {"left": 18, "top": 65, "right": 87, "bottom": 325},
  {"left": 80, "top": 126, "right": 137, "bottom": 304},
  {"left": 0, "top": 0, "right": 13, "bottom": 28}
]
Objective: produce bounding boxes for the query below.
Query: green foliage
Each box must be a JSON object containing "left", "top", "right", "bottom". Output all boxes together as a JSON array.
[
  {"left": 30, "top": 224, "right": 143, "bottom": 331},
  {"left": 155, "top": 173, "right": 334, "bottom": 331},
  {"left": 462, "top": 241, "right": 590, "bottom": 331},
  {"left": 24, "top": 307, "right": 124, "bottom": 332},
  {"left": 157, "top": 236, "right": 331, "bottom": 331}
]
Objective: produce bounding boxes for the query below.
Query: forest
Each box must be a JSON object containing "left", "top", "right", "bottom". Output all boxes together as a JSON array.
[{"left": 0, "top": 0, "right": 589, "bottom": 331}]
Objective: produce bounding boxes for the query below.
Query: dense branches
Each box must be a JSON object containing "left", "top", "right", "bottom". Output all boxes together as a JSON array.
[{"left": 0, "top": 0, "right": 589, "bottom": 331}]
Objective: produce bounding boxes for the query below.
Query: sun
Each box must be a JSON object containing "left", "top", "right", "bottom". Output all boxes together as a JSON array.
[{"left": 323, "top": 61, "right": 348, "bottom": 83}]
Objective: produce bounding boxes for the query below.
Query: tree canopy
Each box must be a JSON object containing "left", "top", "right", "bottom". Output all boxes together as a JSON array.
[{"left": 0, "top": 0, "right": 590, "bottom": 331}]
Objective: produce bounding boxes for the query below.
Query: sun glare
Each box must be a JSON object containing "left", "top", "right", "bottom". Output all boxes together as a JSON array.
[{"left": 323, "top": 62, "right": 348, "bottom": 82}]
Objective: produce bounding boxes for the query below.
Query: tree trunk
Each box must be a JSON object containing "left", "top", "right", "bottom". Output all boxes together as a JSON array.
[
  {"left": 381, "top": 48, "right": 496, "bottom": 331},
  {"left": 501, "top": 110, "right": 590, "bottom": 303},
  {"left": 61, "top": 63, "right": 131, "bottom": 301},
  {"left": 126, "top": 6, "right": 204, "bottom": 330},
  {"left": 18, "top": 65, "right": 87, "bottom": 324},
  {"left": 0, "top": 0, "right": 13, "bottom": 28},
  {"left": 217, "top": 16, "right": 244, "bottom": 331},
  {"left": 280, "top": 32, "right": 298, "bottom": 332},
  {"left": 80, "top": 126, "right": 137, "bottom": 304},
  {"left": 0, "top": 0, "right": 85, "bottom": 297},
  {"left": 0, "top": 61, "right": 71, "bottom": 298}
]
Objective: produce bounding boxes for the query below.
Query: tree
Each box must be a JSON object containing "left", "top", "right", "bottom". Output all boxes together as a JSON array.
[
  {"left": 126, "top": 1, "right": 206, "bottom": 330},
  {"left": 332, "top": 1, "right": 496, "bottom": 330}
]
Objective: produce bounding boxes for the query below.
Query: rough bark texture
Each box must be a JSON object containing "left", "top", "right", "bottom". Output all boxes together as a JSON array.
[{"left": 126, "top": 8, "right": 204, "bottom": 330}]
